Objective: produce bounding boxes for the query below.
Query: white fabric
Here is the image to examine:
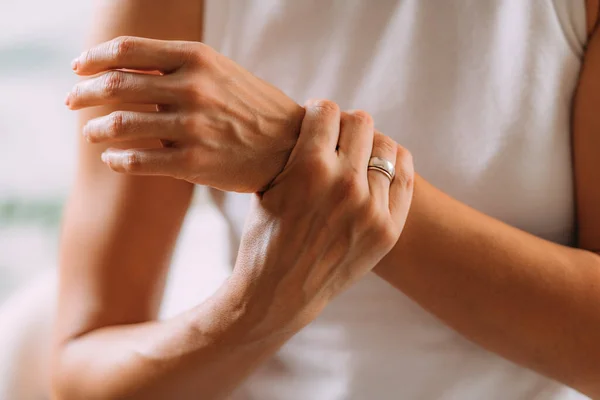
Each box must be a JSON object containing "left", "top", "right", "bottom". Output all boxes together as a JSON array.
[
  {"left": 0, "top": 270, "right": 56, "bottom": 399},
  {"left": 0, "top": 1, "right": 592, "bottom": 399},
  {"left": 198, "top": 1, "right": 591, "bottom": 399}
]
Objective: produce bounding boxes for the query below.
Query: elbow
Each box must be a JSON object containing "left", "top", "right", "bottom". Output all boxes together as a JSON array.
[
  {"left": 50, "top": 345, "right": 111, "bottom": 400},
  {"left": 50, "top": 346, "right": 74, "bottom": 400},
  {"left": 50, "top": 358, "right": 88, "bottom": 400},
  {"left": 51, "top": 370, "right": 114, "bottom": 400},
  {"left": 50, "top": 342, "right": 147, "bottom": 400},
  {"left": 50, "top": 370, "right": 81, "bottom": 400}
]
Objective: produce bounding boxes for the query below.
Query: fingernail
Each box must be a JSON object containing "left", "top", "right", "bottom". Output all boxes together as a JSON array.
[
  {"left": 82, "top": 131, "right": 91, "bottom": 143},
  {"left": 82, "top": 121, "right": 92, "bottom": 141},
  {"left": 101, "top": 150, "right": 127, "bottom": 166},
  {"left": 64, "top": 92, "right": 71, "bottom": 107},
  {"left": 71, "top": 57, "right": 79, "bottom": 71}
]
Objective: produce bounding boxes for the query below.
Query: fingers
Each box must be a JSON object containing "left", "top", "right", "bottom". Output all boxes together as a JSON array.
[
  {"left": 338, "top": 110, "right": 374, "bottom": 174},
  {"left": 100, "top": 147, "right": 189, "bottom": 178},
  {"left": 65, "top": 71, "right": 178, "bottom": 110},
  {"left": 368, "top": 132, "right": 398, "bottom": 209},
  {"left": 294, "top": 99, "right": 341, "bottom": 155},
  {"left": 72, "top": 36, "right": 195, "bottom": 76},
  {"left": 83, "top": 111, "right": 186, "bottom": 143},
  {"left": 388, "top": 145, "right": 415, "bottom": 225}
]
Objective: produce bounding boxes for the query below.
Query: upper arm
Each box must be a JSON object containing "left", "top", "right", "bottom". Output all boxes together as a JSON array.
[
  {"left": 56, "top": 0, "right": 204, "bottom": 344},
  {"left": 573, "top": 1, "right": 600, "bottom": 252}
]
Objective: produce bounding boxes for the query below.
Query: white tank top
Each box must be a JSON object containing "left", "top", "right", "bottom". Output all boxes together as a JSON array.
[{"left": 201, "top": 1, "right": 590, "bottom": 398}]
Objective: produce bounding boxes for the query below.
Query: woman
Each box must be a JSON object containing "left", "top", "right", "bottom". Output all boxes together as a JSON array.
[{"left": 49, "top": 0, "right": 600, "bottom": 399}]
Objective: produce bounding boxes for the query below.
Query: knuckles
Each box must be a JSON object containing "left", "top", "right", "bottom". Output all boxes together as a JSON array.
[
  {"left": 186, "top": 42, "right": 214, "bottom": 67},
  {"left": 119, "top": 151, "right": 143, "bottom": 173},
  {"left": 394, "top": 145, "right": 415, "bottom": 189},
  {"left": 102, "top": 71, "right": 127, "bottom": 98},
  {"left": 311, "top": 100, "right": 340, "bottom": 118},
  {"left": 106, "top": 111, "right": 127, "bottom": 138},
  {"left": 109, "top": 36, "right": 136, "bottom": 60},
  {"left": 266, "top": 99, "right": 409, "bottom": 256},
  {"left": 372, "top": 132, "right": 397, "bottom": 158},
  {"left": 344, "top": 110, "right": 373, "bottom": 127},
  {"left": 396, "top": 145, "right": 413, "bottom": 165}
]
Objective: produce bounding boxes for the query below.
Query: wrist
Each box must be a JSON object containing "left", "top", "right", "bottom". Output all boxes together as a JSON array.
[
  {"left": 189, "top": 276, "right": 304, "bottom": 348},
  {"left": 224, "top": 266, "right": 323, "bottom": 342},
  {"left": 256, "top": 102, "right": 305, "bottom": 193},
  {"left": 283, "top": 102, "right": 306, "bottom": 142},
  {"left": 266, "top": 102, "right": 306, "bottom": 188}
]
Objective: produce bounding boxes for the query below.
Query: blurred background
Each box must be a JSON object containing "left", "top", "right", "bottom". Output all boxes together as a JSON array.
[
  {"left": 0, "top": 0, "right": 93, "bottom": 304},
  {"left": 0, "top": 3, "right": 232, "bottom": 398}
]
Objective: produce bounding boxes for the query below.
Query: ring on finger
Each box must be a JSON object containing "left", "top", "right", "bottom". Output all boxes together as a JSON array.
[{"left": 368, "top": 156, "right": 395, "bottom": 182}]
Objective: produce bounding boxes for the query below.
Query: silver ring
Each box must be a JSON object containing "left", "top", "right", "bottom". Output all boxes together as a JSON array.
[{"left": 368, "top": 156, "right": 395, "bottom": 182}]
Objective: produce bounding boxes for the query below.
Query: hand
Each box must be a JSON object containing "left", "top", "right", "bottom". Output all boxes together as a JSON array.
[
  {"left": 228, "top": 100, "right": 415, "bottom": 337},
  {"left": 66, "top": 36, "right": 305, "bottom": 192}
]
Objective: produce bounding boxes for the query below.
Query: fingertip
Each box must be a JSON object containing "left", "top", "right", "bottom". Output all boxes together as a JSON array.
[
  {"left": 100, "top": 148, "right": 120, "bottom": 165},
  {"left": 303, "top": 98, "right": 318, "bottom": 108},
  {"left": 303, "top": 98, "right": 331, "bottom": 111},
  {"left": 65, "top": 99, "right": 80, "bottom": 111},
  {"left": 101, "top": 149, "right": 131, "bottom": 173},
  {"left": 64, "top": 84, "right": 81, "bottom": 109},
  {"left": 71, "top": 51, "right": 92, "bottom": 75}
]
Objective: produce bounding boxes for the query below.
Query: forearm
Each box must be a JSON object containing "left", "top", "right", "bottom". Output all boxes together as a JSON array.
[
  {"left": 374, "top": 175, "right": 600, "bottom": 396},
  {"left": 55, "top": 0, "right": 205, "bottom": 340},
  {"left": 53, "top": 282, "right": 291, "bottom": 400},
  {"left": 54, "top": 1, "right": 214, "bottom": 397}
]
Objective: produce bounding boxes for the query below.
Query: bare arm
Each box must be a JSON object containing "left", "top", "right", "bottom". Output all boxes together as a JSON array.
[
  {"left": 56, "top": 0, "right": 201, "bottom": 345},
  {"left": 373, "top": 14, "right": 600, "bottom": 398},
  {"left": 53, "top": 3, "right": 394, "bottom": 399},
  {"left": 60, "top": 6, "right": 600, "bottom": 396},
  {"left": 52, "top": 1, "right": 261, "bottom": 398},
  {"left": 55, "top": 52, "right": 411, "bottom": 399}
]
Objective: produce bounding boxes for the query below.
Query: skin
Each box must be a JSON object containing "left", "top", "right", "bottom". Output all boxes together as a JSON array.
[
  {"left": 70, "top": 38, "right": 304, "bottom": 193},
  {"left": 52, "top": 3, "right": 414, "bottom": 399},
  {"left": 55, "top": 99, "right": 413, "bottom": 400},
  {"left": 54, "top": 0, "right": 600, "bottom": 399}
]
